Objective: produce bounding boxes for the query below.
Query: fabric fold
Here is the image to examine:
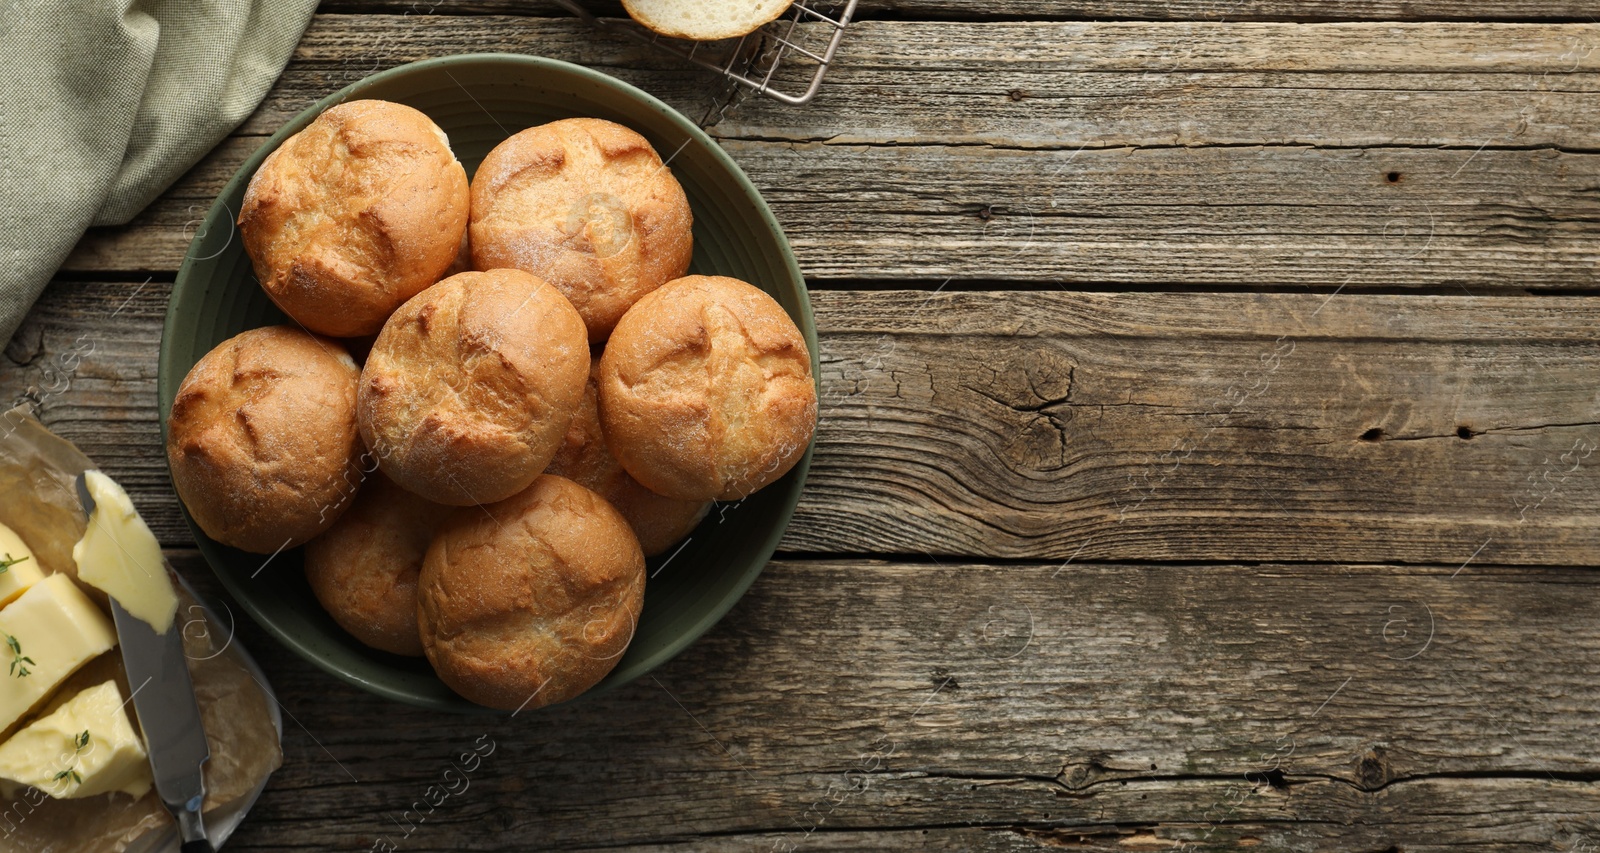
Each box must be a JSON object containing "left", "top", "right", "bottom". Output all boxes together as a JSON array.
[{"left": 0, "top": 0, "right": 318, "bottom": 345}]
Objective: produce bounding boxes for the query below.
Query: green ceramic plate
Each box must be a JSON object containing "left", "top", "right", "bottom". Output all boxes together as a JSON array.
[{"left": 159, "top": 54, "right": 816, "bottom": 713}]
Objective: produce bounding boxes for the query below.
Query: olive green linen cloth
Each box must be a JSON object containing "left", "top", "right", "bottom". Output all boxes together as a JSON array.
[{"left": 0, "top": 0, "right": 318, "bottom": 346}]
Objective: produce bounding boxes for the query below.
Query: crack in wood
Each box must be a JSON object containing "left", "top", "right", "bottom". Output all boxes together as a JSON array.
[{"left": 707, "top": 134, "right": 1600, "bottom": 157}]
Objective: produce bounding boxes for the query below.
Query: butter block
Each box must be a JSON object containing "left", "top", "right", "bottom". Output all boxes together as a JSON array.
[
  {"left": 73, "top": 470, "right": 178, "bottom": 633},
  {"left": 0, "top": 574, "right": 117, "bottom": 734},
  {"left": 0, "top": 522, "right": 45, "bottom": 608},
  {"left": 0, "top": 680, "right": 151, "bottom": 799}
]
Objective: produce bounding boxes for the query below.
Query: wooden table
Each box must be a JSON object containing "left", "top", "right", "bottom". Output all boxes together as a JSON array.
[{"left": 6, "top": 1, "right": 1600, "bottom": 849}]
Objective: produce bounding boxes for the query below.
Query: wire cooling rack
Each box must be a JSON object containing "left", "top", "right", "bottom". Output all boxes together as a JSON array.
[{"left": 552, "top": 0, "right": 857, "bottom": 106}]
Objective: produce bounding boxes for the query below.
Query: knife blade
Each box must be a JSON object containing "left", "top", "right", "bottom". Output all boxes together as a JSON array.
[{"left": 77, "top": 473, "right": 215, "bottom": 853}]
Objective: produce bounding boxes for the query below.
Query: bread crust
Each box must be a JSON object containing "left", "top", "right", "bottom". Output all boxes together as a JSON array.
[
  {"left": 357, "top": 269, "right": 590, "bottom": 506},
  {"left": 470, "top": 118, "right": 692, "bottom": 343},
  {"left": 166, "top": 326, "right": 363, "bottom": 553},
  {"left": 304, "top": 471, "right": 443, "bottom": 657},
  {"left": 621, "top": 0, "right": 794, "bottom": 40},
  {"left": 598, "top": 275, "right": 817, "bottom": 501},
  {"left": 547, "top": 360, "right": 710, "bottom": 556},
  {"left": 239, "top": 99, "right": 469, "bottom": 338},
  {"left": 418, "top": 475, "right": 646, "bottom": 710}
]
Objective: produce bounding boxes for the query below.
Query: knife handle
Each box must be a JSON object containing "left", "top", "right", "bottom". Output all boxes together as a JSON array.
[{"left": 181, "top": 840, "right": 215, "bottom": 853}]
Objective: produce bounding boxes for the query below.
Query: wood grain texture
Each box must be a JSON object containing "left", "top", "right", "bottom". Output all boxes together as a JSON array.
[
  {"left": 732, "top": 141, "right": 1600, "bottom": 287},
  {"left": 857, "top": 0, "right": 1600, "bottom": 21},
  {"left": 68, "top": 138, "right": 1600, "bottom": 289},
  {"left": 62, "top": 18, "right": 1600, "bottom": 290},
  {"left": 167, "top": 552, "right": 1600, "bottom": 851},
  {"left": 201, "top": 20, "right": 1600, "bottom": 145},
  {"left": 14, "top": 3, "right": 1599, "bottom": 851},
  {"left": 727, "top": 21, "right": 1600, "bottom": 147},
  {"left": 15, "top": 7, "right": 1600, "bottom": 849},
  {"left": 803, "top": 289, "right": 1600, "bottom": 565},
  {"left": 9, "top": 281, "right": 1600, "bottom": 567},
  {"left": 317, "top": 0, "right": 1600, "bottom": 23}
]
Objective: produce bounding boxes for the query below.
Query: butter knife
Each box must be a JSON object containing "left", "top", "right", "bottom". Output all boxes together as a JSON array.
[{"left": 76, "top": 474, "right": 214, "bottom": 853}]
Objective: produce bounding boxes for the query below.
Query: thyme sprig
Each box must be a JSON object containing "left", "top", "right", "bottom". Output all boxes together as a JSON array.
[
  {"left": 52, "top": 731, "right": 91, "bottom": 788},
  {"left": 5, "top": 634, "right": 33, "bottom": 678}
]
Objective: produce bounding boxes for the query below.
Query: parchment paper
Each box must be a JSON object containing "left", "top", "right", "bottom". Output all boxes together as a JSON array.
[{"left": 0, "top": 406, "right": 282, "bottom": 852}]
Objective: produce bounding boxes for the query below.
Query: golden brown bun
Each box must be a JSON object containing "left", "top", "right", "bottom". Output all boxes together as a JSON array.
[
  {"left": 548, "top": 360, "right": 710, "bottom": 556},
  {"left": 239, "top": 99, "right": 469, "bottom": 338},
  {"left": 622, "top": 0, "right": 793, "bottom": 40},
  {"left": 419, "top": 475, "right": 645, "bottom": 710},
  {"left": 304, "top": 471, "right": 444, "bottom": 657},
  {"left": 599, "top": 275, "right": 817, "bottom": 501},
  {"left": 358, "top": 269, "right": 590, "bottom": 506},
  {"left": 167, "top": 326, "right": 363, "bottom": 553},
  {"left": 470, "top": 118, "right": 693, "bottom": 342}
]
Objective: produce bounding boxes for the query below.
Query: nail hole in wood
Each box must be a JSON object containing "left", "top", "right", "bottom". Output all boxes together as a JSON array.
[
  {"left": 1386, "top": 172, "right": 1402, "bottom": 183},
  {"left": 1360, "top": 428, "right": 1384, "bottom": 442},
  {"left": 1245, "top": 768, "right": 1289, "bottom": 789},
  {"left": 1457, "top": 425, "right": 1474, "bottom": 439}
]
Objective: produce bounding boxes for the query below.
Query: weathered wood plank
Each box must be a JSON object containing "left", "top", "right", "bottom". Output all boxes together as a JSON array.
[
  {"left": 232, "top": 19, "right": 1600, "bottom": 145},
  {"left": 236, "top": 779, "right": 1600, "bottom": 851},
  {"left": 259, "top": 20, "right": 1600, "bottom": 146},
  {"left": 61, "top": 19, "right": 1600, "bottom": 288},
  {"left": 166, "top": 553, "right": 1600, "bottom": 851},
  {"left": 803, "top": 288, "right": 1600, "bottom": 565},
  {"left": 63, "top": 139, "right": 1600, "bottom": 290},
  {"left": 78, "top": 138, "right": 1600, "bottom": 289},
  {"left": 734, "top": 141, "right": 1600, "bottom": 287},
  {"left": 725, "top": 21, "right": 1600, "bottom": 149},
  {"left": 863, "top": 0, "right": 1600, "bottom": 19},
  {"left": 318, "top": 0, "right": 1600, "bottom": 23},
  {"left": 255, "top": 15, "right": 713, "bottom": 138},
  {"left": 9, "top": 281, "right": 1600, "bottom": 567}
]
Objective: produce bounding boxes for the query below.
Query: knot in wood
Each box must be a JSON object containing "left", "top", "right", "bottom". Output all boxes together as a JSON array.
[
  {"left": 962, "top": 346, "right": 1078, "bottom": 473},
  {"left": 1355, "top": 745, "right": 1390, "bottom": 790},
  {"left": 1058, "top": 758, "right": 1106, "bottom": 791}
]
